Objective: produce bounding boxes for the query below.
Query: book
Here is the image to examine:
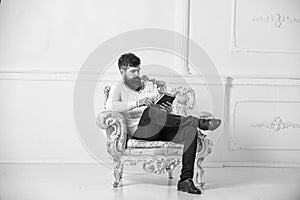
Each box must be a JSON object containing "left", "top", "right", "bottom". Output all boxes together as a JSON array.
[{"left": 154, "top": 93, "right": 175, "bottom": 106}]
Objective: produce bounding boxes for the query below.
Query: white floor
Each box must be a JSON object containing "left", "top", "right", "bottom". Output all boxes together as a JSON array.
[{"left": 0, "top": 164, "right": 300, "bottom": 200}]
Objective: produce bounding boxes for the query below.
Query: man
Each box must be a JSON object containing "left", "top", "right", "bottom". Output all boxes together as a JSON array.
[{"left": 106, "top": 53, "right": 221, "bottom": 195}]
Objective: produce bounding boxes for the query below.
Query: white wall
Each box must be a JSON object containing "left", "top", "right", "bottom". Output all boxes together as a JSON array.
[
  {"left": 0, "top": 0, "right": 178, "bottom": 163},
  {"left": 189, "top": 0, "right": 300, "bottom": 166},
  {"left": 190, "top": 0, "right": 300, "bottom": 78},
  {"left": 0, "top": 0, "right": 178, "bottom": 70},
  {"left": 1, "top": 0, "right": 300, "bottom": 167}
]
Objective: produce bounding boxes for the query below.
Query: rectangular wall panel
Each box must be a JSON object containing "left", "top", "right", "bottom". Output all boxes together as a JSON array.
[
  {"left": 231, "top": 99, "right": 300, "bottom": 151},
  {"left": 231, "top": 0, "right": 300, "bottom": 53}
]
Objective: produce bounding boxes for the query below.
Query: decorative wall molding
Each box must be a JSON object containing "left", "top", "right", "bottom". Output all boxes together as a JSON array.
[
  {"left": 251, "top": 116, "right": 300, "bottom": 131},
  {"left": 175, "top": 0, "right": 191, "bottom": 74},
  {"left": 0, "top": 70, "right": 227, "bottom": 85},
  {"left": 230, "top": 98, "right": 300, "bottom": 151},
  {"left": 229, "top": 77, "right": 300, "bottom": 86},
  {"left": 230, "top": 0, "right": 300, "bottom": 54},
  {"left": 2, "top": 71, "right": 300, "bottom": 85},
  {"left": 252, "top": 13, "right": 300, "bottom": 28},
  {"left": 230, "top": 97, "right": 248, "bottom": 151}
]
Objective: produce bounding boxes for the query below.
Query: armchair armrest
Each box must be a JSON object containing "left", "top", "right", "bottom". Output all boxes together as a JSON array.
[
  {"left": 199, "top": 111, "right": 214, "bottom": 119},
  {"left": 196, "top": 111, "right": 215, "bottom": 157},
  {"left": 96, "top": 110, "right": 127, "bottom": 155}
]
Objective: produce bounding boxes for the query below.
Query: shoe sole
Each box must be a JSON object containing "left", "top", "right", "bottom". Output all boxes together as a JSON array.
[{"left": 177, "top": 188, "right": 201, "bottom": 194}]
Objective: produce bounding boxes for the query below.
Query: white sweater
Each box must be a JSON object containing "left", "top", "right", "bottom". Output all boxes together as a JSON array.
[{"left": 106, "top": 81, "right": 161, "bottom": 135}]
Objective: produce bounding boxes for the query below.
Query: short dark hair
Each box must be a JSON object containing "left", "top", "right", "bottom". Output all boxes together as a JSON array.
[{"left": 118, "top": 53, "right": 140, "bottom": 70}]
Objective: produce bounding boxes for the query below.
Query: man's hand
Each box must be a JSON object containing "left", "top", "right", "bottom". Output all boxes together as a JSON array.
[
  {"left": 159, "top": 101, "right": 172, "bottom": 113},
  {"left": 138, "top": 97, "right": 154, "bottom": 107}
]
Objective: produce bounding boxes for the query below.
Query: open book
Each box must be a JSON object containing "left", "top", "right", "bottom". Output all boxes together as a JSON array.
[{"left": 154, "top": 92, "right": 175, "bottom": 106}]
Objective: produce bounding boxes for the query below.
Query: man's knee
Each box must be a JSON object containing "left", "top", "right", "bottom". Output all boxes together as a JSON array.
[
  {"left": 149, "top": 106, "right": 167, "bottom": 122},
  {"left": 183, "top": 126, "right": 198, "bottom": 139}
]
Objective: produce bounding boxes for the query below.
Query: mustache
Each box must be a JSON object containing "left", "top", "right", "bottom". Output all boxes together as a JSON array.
[{"left": 132, "top": 77, "right": 141, "bottom": 81}]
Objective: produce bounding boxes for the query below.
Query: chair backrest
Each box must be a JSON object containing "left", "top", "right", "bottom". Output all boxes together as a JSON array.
[
  {"left": 171, "top": 86, "right": 195, "bottom": 116},
  {"left": 103, "top": 86, "right": 111, "bottom": 110}
]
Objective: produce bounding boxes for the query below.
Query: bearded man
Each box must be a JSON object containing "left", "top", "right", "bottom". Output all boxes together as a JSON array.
[{"left": 106, "top": 53, "right": 221, "bottom": 195}]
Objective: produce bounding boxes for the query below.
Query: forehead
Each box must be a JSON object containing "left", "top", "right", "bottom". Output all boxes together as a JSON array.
[{"left": 127, "top": 66, "right": 141, "bottom": 71}]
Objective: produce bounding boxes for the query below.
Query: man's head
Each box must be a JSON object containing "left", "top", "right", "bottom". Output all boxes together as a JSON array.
[{"left": 118, "top": 53, "right": 142, "bottom": 90}]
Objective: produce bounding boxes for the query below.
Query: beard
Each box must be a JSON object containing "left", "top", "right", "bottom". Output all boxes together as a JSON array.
[{"left": 124, "top": 76, "right": 142, "bottom": 91}]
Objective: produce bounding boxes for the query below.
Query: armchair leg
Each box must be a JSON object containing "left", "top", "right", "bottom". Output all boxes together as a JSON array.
[
  {"left": 120, "top": 163, "right": 124, "bottom": 180},
  {"left": 112, "top": 157, "right": 123, "bottom": 187},
  {"left": 194, "top": 158, "right": 205, "bottom": 188},
  {"left": 168, "top": 171, "right": 173, "bottom": 179}
]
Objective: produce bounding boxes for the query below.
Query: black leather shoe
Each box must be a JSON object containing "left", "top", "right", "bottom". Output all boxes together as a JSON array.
[
  {"left": 199, "top": 118, "right": 221, "bottom": 131},
  {"left": 177, "top": 178, "right": 201, "bottom": 195}
]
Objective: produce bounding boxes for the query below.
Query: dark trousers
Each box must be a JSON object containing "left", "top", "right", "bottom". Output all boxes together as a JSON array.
[{"left": 132, "top": 105, "right": 200, "bottom": 181}]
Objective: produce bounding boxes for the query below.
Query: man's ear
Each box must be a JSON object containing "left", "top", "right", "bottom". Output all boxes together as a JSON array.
[{"left": 120, "top": 66, "right": 127, "bottom": 74}]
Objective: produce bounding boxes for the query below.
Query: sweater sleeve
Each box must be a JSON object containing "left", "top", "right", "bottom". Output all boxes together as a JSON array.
[{"left": 105, "top": 83, "right": 138, "bottom": 112}]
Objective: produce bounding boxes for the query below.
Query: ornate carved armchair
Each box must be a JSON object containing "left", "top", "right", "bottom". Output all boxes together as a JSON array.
[{"left": 96, "top": 75, "right": 214, "bottom": 188}]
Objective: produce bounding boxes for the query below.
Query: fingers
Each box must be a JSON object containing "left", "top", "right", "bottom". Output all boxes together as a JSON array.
[
  {"left": 145, "top": 98, "right": 153, "bottom": 106},
  {"left": 161, "top": 103, "right": 172, "bottom": 112},
  {"left": 162, "top": 103, "right": 171, "bottom": 109},
  {"left": 158, "top": 105, "right": 168, "bottom": 111},
  {"left": 148, "top": 99, "right": 154, "bottom": 106},
  {"left": 165, "top": 101, "right": 172, "bottom": 106},
  {"left": 139, "top": 97, "right": 153, "bottom": 107}
]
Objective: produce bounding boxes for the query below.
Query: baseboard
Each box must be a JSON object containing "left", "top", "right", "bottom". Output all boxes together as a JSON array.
[
  {"left": 222, "top": 162, "right": 300, "bottom": 168},
  {"left": 0, "top": 160, "right": 98, "bottom": 164},
  {"left": 0, "top": 160, "right": 222, "bottom": 167},
  {"left": 202, "top": 162, "right": 224, "bottom": 168},
  {"left": 1, "top": 160, "right": 299, "bottom": 168}
]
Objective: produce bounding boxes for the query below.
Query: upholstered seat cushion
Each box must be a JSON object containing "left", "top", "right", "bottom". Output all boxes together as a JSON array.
[
  {"left": 123, "top": 147, "right": 183, "bottom": 156},
  {"left": 126, "top": 139, "right": 184, "bottom": 149}
]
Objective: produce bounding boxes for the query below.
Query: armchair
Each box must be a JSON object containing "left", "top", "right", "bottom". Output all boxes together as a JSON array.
[{"left": 97, "top": 76, "right": 214, "bottom": 188}]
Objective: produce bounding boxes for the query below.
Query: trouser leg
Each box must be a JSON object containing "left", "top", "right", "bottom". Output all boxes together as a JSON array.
[
  {"left": 170, "top": 125, "right": 198, "bottom": 181},
  {"left": 135, "top": 106, "right": 199, "bottom": 138},
  {"left": 133, "top": 105, "right": 198, "bottom": 139},
  {"left": 148, "top": 105, "right": 199, "bottom": 127},
  {"left": 133, "top": 106, "right": 198, "bottom": 181},
  {"left": 133, "top": 125, "right": 198, "bottom": 181}
]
